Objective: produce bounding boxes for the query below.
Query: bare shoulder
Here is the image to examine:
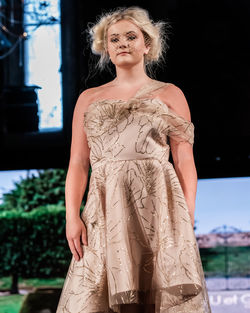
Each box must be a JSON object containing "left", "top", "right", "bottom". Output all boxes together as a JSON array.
[
  {"left": 159, "top": 82, "right": 192, "bottom": 122},
  {"left": 77, "top": 86, "right": 100, "bottom": 109},
  {"left": 77, "top": 81, "right": 113, "bottom": 109}
]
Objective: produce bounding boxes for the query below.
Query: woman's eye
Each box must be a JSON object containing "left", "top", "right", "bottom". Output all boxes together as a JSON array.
[
  {"left": 128, "top": 35, "right": 136, "bottom": 40},
  {"left": 111, "top": 38, "right": 119, "bottom": 43}
]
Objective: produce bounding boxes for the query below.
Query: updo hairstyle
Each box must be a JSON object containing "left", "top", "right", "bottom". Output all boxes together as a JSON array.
[{"left": 87, "top": 6, "right": 171, "bottom": 72}]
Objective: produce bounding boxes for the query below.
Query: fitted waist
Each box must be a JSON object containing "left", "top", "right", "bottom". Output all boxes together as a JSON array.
[{"left": 90, "top": 155, "right": 171, "bottom": 172}]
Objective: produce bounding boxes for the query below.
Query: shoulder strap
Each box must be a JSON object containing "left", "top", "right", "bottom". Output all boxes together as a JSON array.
[{"left": 134, "top": 80, "right": 169, "bottom": 99}]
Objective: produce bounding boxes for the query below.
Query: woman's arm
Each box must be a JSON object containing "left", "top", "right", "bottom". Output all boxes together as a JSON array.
[
  {"left": 65, "top": 91, "right": 90, "bottom": 221},
  {"left": 160, "top": 84, "right": 198, "bottom": 227},
  {"left": 65, "top": 90, "right": 92, "bottom": 260},
  {"left": 170, "top": 141, "right": 197, "bottom": 227}
]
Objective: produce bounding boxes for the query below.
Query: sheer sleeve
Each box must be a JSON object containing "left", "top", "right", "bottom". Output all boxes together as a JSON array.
[
  {"left": 141, "top": 83, "right": 195, "bottom": 146},
  {"left": 166, "top": 108, "right": 195, "bottom": 146}
]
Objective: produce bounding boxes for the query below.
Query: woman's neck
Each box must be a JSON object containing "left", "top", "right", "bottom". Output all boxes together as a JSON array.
[{"left": 113, "top": 63, "right": 151, "bottom": 87}]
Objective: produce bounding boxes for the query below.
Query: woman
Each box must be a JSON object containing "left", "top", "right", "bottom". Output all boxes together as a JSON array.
[{"left": 56, "top": 6, "right": 212, "bottom": 313}]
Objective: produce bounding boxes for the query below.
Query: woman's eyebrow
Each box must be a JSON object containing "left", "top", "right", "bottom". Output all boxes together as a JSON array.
[
  {"left": 110, "top": 30, "right": 137, "bottom": 36},
  {"left": 126, "top": 31, "right": 136, "bottom": 35}
]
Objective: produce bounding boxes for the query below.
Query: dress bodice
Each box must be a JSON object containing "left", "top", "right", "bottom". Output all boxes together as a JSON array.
[{"left": 83, "top": 80, "right": 195, "bottom": 170}]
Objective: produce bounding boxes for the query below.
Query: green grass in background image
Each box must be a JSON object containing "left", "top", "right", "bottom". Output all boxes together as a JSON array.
[
  {"left": 0, "top": 295, "right": 24, "bottom": 313},
  {"left": 0, "top": 277, "right": 64, "bottom": 313},
  {"left": 0, "top": 277, "right": 65, "bottom": 290}
]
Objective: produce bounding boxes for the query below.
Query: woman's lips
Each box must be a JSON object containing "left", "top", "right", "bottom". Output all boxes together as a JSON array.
[{"left": 117, "top": 52, "right": 130, "bottom": 55}]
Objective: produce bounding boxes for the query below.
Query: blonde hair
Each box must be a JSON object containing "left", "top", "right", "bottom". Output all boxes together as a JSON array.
[{"left": 87, "top": 6, "right": 171, "bottom": 73}]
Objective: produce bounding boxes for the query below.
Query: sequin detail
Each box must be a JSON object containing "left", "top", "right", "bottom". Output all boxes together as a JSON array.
[{"left": 56, "top": 80, "right": 211, "bottom": 313}]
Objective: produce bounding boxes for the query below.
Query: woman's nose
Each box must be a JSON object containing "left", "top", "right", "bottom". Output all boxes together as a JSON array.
[
  {"left": 118, "top": 37, "right": 128, "bottom": 48},
  {"left": 119, "top": 43, "right": 127, "bottom": 49}
]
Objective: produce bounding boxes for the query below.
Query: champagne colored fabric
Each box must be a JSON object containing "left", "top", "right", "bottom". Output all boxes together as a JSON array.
[{"left": 56, "top": 80, "right": 211, "bottom": 313}]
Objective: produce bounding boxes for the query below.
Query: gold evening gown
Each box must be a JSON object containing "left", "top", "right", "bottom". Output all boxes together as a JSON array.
[{"left": 56, "top": 80, "right": 212, "bottom": 313}]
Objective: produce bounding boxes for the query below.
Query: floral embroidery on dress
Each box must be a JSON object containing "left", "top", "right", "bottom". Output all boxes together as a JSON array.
[{"left": 56, "top": 80, "right": 211, "bottom": 313}]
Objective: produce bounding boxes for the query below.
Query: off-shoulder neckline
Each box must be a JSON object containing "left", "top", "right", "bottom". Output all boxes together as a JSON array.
[
  {"left": 87, "top": 80, "right": 168, "bottom": 107},
  {"left": 85, "top": 96, "right": 194, "bottom": 127}
]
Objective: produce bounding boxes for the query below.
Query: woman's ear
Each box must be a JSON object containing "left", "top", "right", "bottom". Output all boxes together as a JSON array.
[{"left": 144, "top": 45, "right": 150, "bottom": 55}]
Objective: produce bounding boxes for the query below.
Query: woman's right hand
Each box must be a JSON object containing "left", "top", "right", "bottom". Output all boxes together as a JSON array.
[{"left": 66, "top": 216, "right": 88, "bottom": 261}]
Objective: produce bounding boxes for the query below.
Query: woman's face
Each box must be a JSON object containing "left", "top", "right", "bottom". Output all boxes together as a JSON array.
[{"left": 106, "top": 19, "right": 150, "bottom": 68}]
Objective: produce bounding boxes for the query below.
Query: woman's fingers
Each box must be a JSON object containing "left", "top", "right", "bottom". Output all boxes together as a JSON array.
[
  {"left": 66, "top": 219, "right": 88, "bottom": 261},
  {"left": 79, "top": 218, "right": 88, "bottom": 246},
  {"left": 74, "top": 238, "right": 83, "bottom": 259},
  {"left": 81, "top": 227, "right": 88, "bottom": 246},
  {"left": 68, "top": 239, "right": 80, "bottom": 261}
]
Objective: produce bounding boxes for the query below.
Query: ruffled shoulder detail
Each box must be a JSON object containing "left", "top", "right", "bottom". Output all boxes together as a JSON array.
[
  {"left": 165, "top": 106, "right": 195, "bottom": 146},
  {"left": 147, "top": 98, "right": 195, "bottom": 146},
  {"left": 134, "top": 81, "right": 195, "bottom": 146}
]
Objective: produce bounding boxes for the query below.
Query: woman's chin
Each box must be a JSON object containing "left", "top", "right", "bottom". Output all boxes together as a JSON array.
[{"left": 114, "top": 60, "right": 142, "bottom": 68}]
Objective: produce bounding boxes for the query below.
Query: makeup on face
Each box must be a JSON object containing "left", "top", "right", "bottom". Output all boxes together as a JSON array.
[
  {"left": 106, "top": 20, "right": 149, "bottom": 66},
  {"left": 109, "top": 30, "right": 138, "bottom": 53}
]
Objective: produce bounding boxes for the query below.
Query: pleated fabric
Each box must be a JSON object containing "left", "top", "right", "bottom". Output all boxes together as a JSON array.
[{"left": 56, "top": 80, "right": 212, "bottom": 313}]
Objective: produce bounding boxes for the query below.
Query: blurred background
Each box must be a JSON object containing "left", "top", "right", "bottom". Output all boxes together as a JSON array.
[{"left": 0, "top": 0, "right": 249, "bottom": 312}]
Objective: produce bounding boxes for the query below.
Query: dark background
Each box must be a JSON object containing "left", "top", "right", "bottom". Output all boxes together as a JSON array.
[{"left": 0, "top": 0, "right": 249, "bottom": 178}]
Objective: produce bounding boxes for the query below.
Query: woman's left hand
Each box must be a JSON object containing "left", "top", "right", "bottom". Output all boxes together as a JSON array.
[
  {"left": 186, "top": 202, "right": 195, "bottom": 228},
  {"left": 190, "top": 214, "right": 195, "bottom": 228}
]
